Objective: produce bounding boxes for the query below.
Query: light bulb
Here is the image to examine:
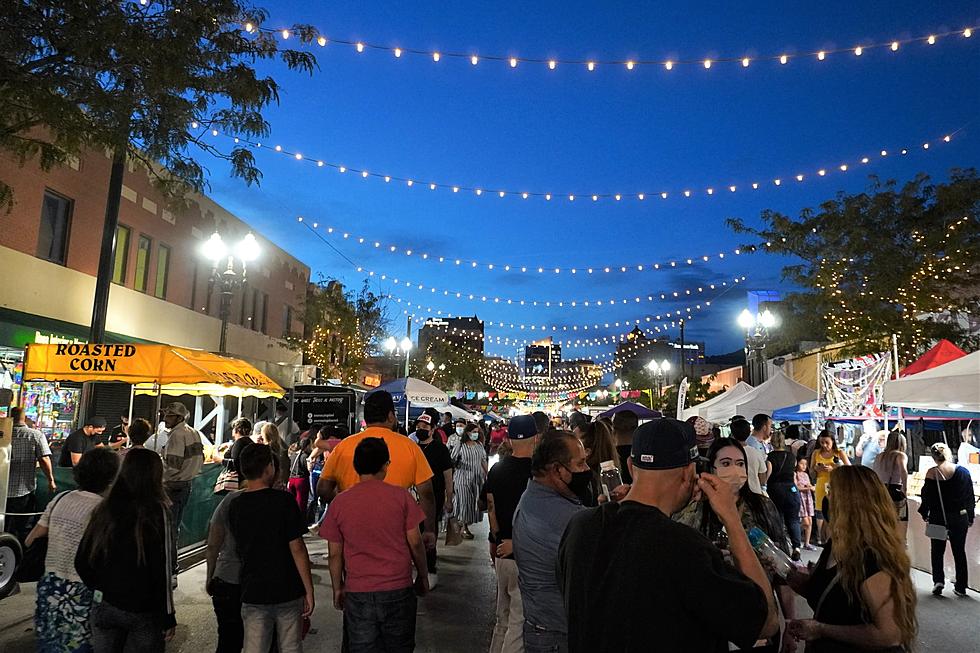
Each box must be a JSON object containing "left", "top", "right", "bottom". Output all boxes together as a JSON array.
[
  {"left": 965, "top": 28, "right": 973, "bottom": 38},
  {"left": 818, "top": 169, "right": 826, "bottom": 176},
  {"left": 509, "top": 57, "right": 518, "bottom": 67},
  {"left": 361, "top": 170, "right": 368, "bottom": 178},
  {"left": 927, "top": 35, "right": 936, "bottom": 44},
  {"left": 356, "top": 42, "right": 364, "bottom": 52},
  {"left": 587, "top": 61, "right": 595, "bottom": 71},
  {"left": 317, "top": 36, "right": 327, "bottom": 46},
  {"left": 779, "top": 54, "right": 788, "bottom": 64},
  {"left": 393, "top": 48, "right": 402, "bottom": 58},
  {"left": 470, "top": 55, "right": 479, "bottom": 65},
  {"left": 817, "top": 50, "right": 826, "bottom": 60},
  {"left": 742, "top": 57, "right": 750, "bottom": 67},
  {"left": 702, "top": 59, "right": 711, "bottom": 69},
  {"left": 626, "top": 60, "right": 635, "bottom": 70},
  {"left": 890, "top": 41, "right": 899, "bottom": 51},
  {"left": 281, "top": 29, "right": 289, "bottom": 39},
  {"left": 548, "top": 60, "right": 557, "bottom": 70},
  {"left": 665, "top": 60, "right": 674, "bottom": 70},
  {"left": 432, "top": 52, "right": 440, "bottom": 62},
  {"left": 854, "top": 46, "right": 863, "bottom": 56}
]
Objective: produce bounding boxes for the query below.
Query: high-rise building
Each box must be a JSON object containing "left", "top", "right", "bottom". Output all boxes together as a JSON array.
[
  {"left": 524, "top": 337, "right": 561, "bottom": 378},
  {"left": 417, "top": 316, "right": 484, "bottom": 358}
]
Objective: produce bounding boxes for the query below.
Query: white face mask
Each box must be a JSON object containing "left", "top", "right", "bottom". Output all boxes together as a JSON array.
[
  {"left": 715, "top": 465, "right": 748, "bottom": 493},
  {"left": 455, "top": 426, "right": 465, "bottom": 436}
]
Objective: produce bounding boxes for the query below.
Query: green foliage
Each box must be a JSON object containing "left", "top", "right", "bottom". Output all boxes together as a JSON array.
[
  {"left": 728, "top": 171, "right": 980, "bottom": 359},
  {"left": 0, "top": 0, "right": 317, "bottom": 210},
  {"left": 292, "top": 278, "right": 388, "bottom": 385},
  {"left": 410, "top": 337, "right": 488, "bottom": 392}
]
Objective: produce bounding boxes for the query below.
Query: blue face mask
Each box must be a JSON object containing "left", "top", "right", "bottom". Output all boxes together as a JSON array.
[
  {"left": 468, "top": 432, "right": 480, "bottom": 441},
  {"left": 455, "top": 426, "right": 465, "bottom": 436}
]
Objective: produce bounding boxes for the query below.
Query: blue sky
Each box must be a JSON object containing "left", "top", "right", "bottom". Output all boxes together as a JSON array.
[{"left": 203, "top": 0, "right": 980, "bottom": 359}]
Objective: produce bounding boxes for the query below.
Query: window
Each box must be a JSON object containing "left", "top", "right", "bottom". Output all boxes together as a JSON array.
[
  {"left": 154, "top": 244, "right": 170, "bottom": 299},
  {"left": 37, "top": 190, "right": 73, "bottom": 265},
  {"left": 258, "top": 292, "right": 268, "bottom": 334},
  {"left": 282, "top": 304, "right": 293, "bottom": 338},
  {"left": 133, "top": 235, "right": 151, "bottom": 292},
  {"left": 111, "top": 225, "right": 131, "bottom": 284}
]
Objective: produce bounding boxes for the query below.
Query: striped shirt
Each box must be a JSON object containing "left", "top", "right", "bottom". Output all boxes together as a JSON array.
[{"left": 8, "top": 425, "right": 51, "bottom": 497}]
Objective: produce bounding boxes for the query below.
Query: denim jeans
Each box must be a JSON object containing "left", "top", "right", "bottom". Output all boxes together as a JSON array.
[
  {"left": 344, "top": 586, "right": 417, "bottom": 653},
  {"left": 523, "top": 621, "right": 568, "bottom": 653},
  {"left": 165, "top": 480, "right": 192, "bottom": 570},
  {"left": 90, "top": 600, "right": 165, "bottom": 653},
  {"left": 210, "top": 578, "right": 243, "bottom": 653},
  {"left": 242, "top": 598, "right": 304, "bottom": 653},
  {"left": 931, "top": 525, "right": 969, "bottom": 593}
]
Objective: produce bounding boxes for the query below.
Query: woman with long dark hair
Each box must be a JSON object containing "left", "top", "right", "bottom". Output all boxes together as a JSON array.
[
  {"left": 767, "top": 428, "right": 803, "bottom": 559},
  {"left": 874, "top": 432, "right": 909, "bottom": 544},
  {"left": 786, "top": 466, "right": 917, "bottom": 651},
  {"left": 675, "top": 437, "right": 795, "bottom": 653},
  {"left": 76, "top": 448, "right": 176, "bottom": 652},
  {"left": 810, "top": 429, "right": 850, "bottom": 545},
  {"left": 451, "top": 423, "right": 488, "bottom": 540},
  {"left": 578, "top": 420, "right": 618, "bottom": 507}
]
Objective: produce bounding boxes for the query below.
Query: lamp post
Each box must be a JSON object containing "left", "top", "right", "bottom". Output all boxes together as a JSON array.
[
  {"left": 201, "top": 232, "right": 260, "bottom": 354},
  {"left": 646, "top": 359, "right": 671, "bottom": 409},
  {"left": 738, "top": 308, "right": 777, "bottom": 385},
  {"left": 383, "top": 335, "right": 413, "bottom": 379},
  {"left": 425, "top": 360, "right": 446, "bottom": 383}
]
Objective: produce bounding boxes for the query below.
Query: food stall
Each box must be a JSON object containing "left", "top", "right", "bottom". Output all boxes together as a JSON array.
[{"left": 22, "top": 343, "right": 284, "bottom": 551}]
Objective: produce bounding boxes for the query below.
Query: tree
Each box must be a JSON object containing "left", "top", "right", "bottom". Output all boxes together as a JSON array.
[
  {"left": 410, "top": 337, "right": 488, "bottom": 391},
  {"left": 294, "top": 279, "right": 389, "bottom": 385},
  {"left": 728, "top": 171, "right": 980, "bottom": 360},
  {"left": 1, "top": 1, "right": 317, "bottom": 340}
]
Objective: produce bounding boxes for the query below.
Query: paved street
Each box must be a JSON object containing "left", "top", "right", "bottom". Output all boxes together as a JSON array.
[{"left": 1, "top": 519, "right": 978, "bottom": 652}]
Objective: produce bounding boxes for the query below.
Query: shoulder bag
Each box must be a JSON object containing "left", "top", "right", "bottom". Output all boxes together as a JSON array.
[
  {"left": 15, "top": 491, "right": 71, "bottom": 582},
  {"left": 924, "top": 470, "right": 948, "bottom": 541}
]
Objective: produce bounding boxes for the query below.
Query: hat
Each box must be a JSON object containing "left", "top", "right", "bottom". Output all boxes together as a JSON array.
[
  {"left": 83, "top": 416, "right": 107, "bottom": 428},
  {"left": 631, "top": 418, "right": 698, "bottom": 471},
  {"left": 507, "top": 414, "right": 537, "bottom": 440},
  {"left": 415, "top": 413, "right": 433, "bottom": 427},
  {"left": 163, "top": 402, "right": 189, "bottom": 419}
]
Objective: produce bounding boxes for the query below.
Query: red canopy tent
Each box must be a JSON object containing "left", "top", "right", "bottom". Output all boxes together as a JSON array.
[{"left": 899, "top": 339, "right": 967, "bottom": 377}]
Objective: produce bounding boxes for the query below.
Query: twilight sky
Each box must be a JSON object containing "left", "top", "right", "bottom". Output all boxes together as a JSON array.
[{"left": 202, "top": 0, "right": 980, "bottom": 361}]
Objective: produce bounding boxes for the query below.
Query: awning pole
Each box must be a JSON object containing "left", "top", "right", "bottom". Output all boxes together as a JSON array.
[
  {"left": 127, "top": 383, "right": 135, "bottom": 430},
  {"left": 237, "top": 394, "right": 243, "bottom": 419}
]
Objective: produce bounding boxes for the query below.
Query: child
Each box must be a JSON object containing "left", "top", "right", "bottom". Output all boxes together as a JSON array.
[
  {"left": 320, "top": 437, "right": 428, "bottom": 650},
  {"left": 795, "top": 458, "right": 816, "bottom": 549}
]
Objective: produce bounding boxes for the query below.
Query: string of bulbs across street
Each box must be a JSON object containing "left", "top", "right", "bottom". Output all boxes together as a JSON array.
[
  {"left": 417, "top": 323, "right": 676, "bottom": 351},
  {"left": 209, "top": 127, "right": 965, "bottom": 205},
  {"left": 247, "top": 20, "right": 976, "bottom": 74}
]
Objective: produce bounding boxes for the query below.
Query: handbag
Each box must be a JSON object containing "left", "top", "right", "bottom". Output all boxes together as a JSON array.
[
  {"left": 924, "top": 470, "right": 948, "bottom": 541},
  {"left": 213, "top": 468, "right": 241, "bottom": 494},
  {"left": 15, "top": 491, "right": 70, "bottom": 583},
  {"left": 444, "top": 516, "right": 464, "bottom": 546}
]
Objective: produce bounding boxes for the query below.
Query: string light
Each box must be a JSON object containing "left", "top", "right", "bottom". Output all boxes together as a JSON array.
[
  {"left": 253, "top": 23, "right": 978, "bottom": 74},
  {"left": 215, "top": 127, "right": 963, "bottom": 204},
  {"left": 298, "top": 217, "right": 762, "bottom": 276}
]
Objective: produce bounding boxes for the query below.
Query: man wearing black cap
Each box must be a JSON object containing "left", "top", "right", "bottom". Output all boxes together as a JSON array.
[
  {"left": 414, "top": 410, "right": 454, "bottom": 589},
  {"left": 558, "top": 418, "right": 779, "bottom": 652},
  {"left": 58, "top": 416, "right": 107, "bottom": 467},
  {"left": 485, "top": 414, "right": 538, "bottom": 653}
]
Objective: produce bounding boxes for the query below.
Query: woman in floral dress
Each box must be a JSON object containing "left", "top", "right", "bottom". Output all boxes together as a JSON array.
[{"left": 27, "top": 448, "right": 120, "bottom": 652}]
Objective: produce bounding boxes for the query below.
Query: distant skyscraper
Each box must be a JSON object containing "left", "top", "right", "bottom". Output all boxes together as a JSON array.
[{"left": 524, "top": 337, "right": 561, "bottom": 378}]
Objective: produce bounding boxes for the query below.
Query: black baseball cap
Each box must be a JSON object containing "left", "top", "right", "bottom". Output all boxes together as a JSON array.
[
  {"left": 631, "top": 418, "right": 698, "bottom": 471},
  {"left": 507, "top": 415, "right": 537, "bottom": 440}
]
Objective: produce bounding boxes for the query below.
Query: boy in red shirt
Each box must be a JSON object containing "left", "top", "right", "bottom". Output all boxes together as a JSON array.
[{"left": 321, "top": 437, "right": 429, "bottom": 651}]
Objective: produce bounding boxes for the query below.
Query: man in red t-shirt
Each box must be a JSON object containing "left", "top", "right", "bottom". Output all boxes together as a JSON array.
[{"left": 321, "top": 437, "right": 429, "bottom": 650}]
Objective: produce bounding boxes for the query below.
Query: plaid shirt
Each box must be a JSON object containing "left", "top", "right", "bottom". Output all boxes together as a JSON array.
[{"left": 8, "top": 425, "right": 52, "bottom": 497}]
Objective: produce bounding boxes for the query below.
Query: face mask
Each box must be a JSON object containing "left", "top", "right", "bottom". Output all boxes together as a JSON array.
[
  {"left": 455, "top": 426, "right": 465, "bottom": 436},
  {"left": 417, "top": 429, "right": 431, "bottom": 441},
  {"left": 562, "top": 465, "right": 594, "bottom": 498},
  {"left": 468, "top": 432, "right": 480, "bottom": 441},
  {"left": 714, "top": 465, "right": 748, "bottom": 492}
]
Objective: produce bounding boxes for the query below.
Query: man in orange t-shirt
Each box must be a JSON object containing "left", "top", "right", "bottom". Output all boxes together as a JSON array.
[{"left": 318, "top": 390, "right": 437, "bottom": 547}]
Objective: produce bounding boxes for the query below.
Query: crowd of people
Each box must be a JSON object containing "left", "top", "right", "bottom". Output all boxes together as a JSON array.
[{"left": 3, "top": 393, "right": 977, "bottom": 652}]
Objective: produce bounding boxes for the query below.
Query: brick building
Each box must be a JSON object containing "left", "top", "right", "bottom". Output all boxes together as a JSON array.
[{"left": 0, "top": 146, "right": 310, "bottom": 405}]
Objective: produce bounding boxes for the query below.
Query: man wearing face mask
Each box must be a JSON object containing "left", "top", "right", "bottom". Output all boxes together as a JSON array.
[
  {"left": 558, "top": 418, "right": 779, "bottom": 653},
  {"left": 512, "top": 432, "right": 588, "bottom": 653}
]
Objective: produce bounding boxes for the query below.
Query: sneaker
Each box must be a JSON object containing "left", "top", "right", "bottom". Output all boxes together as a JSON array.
[
  {"left": 953, "top": 587, "right": 967, "bottom": 597},
  {"left": 803, "top": 544, "right": 817, "bottom": 551},
  {"left": 932, "top": 582, "right": 944, "bottom": 596},
  {"left": 791, "top": 548, "right": 801, "bottom": 562},
  {"left": 428, "top": 573, "right": 438, "bottom": 590}
]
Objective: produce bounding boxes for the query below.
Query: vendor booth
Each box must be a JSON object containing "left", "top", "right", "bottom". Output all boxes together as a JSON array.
[
  {"left": 22, "top": 343, "right": 283, "bottom": 552},
  {"left": 599, "top": 401, "right": 662, "bottom": 420},
  {"left": 699, "top": 373, "right": 814, "bottom": 424},
  {"left": 681, "top": 381, "right": 753, "bottom": 421}
]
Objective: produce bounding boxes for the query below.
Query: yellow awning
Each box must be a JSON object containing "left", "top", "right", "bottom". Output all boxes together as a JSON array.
[
  {"left": 133, "top": 382, "right": 281, "bottom": 399},
  {"left": 23, "top": 343, "right": 283, "bottom": 397}
]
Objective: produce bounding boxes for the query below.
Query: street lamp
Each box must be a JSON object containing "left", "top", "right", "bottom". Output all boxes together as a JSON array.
[
  {"left": 738, "top": 308, "right": 778, "bottom": 385},
  {"left": 383, "top": 335, "right": 413, "bottom": 378},
  {"left": 646, "top": 359, "right": 671, "bottom": 409},
  {"left": 201, "top": 232, "right": 260, "bottom": 354}
]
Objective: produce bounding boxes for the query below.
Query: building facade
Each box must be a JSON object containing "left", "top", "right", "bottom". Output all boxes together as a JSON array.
[
  {"left": 524, "top": 337, "right": 562, "bottom": 378},
  {"left": 0, "top": 147, "right": 310, "bottom": 394}
]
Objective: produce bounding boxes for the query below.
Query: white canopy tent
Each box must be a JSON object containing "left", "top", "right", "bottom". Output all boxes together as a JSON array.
[
  {"left": 682, "top": 381, "right": 753, "bottom": 420},
  {"left": 439, "top": 403, "right": 482, "bottom": 421},
  {"left": 704, "top": 371, "right": 816, "bottom": 423},
  {"left": 883, "top": 350, "right": 980, "bottom": 413}
]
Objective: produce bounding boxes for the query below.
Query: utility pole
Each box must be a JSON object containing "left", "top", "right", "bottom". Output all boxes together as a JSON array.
[
  {"left": 89, "top": 149, "right": 127, "bottom": 343},
  {"left": 404, "top": 315, "right": 413, "bottom": 377},
  {"left": 679, "top": 319, "right": 686, "bottom": 380}
]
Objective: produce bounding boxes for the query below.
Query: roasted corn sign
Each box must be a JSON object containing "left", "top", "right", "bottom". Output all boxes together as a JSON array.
[{"left": 23, "top": 343, "right": 283, "bottom": 395}]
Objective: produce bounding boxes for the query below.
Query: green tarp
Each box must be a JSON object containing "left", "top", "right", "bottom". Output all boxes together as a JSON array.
[{"left": 35, "top": 463, "right": 223, "bottom": 551}]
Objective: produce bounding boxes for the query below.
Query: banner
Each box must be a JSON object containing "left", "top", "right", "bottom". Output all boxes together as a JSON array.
[
  {"left": 676, "top": 377, "right": 689, "bottom": 419},
  {"left": 821, "top": 351, "right": 892, "bottom": 418}
]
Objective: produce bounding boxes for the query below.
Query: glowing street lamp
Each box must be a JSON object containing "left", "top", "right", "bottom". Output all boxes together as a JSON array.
[
  {"left": 738, "top": 308, "right": 778, "bottom": 385},
  {"left": 200, "top": 232, "right": 261, "bottom": 354}
]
